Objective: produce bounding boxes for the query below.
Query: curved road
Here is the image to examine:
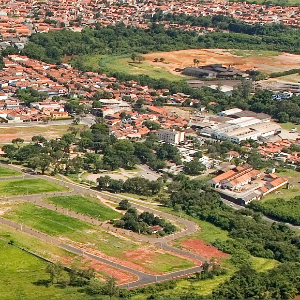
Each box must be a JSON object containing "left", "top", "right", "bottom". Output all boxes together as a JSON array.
[{"left": 0, "top": 163, "right": 206, "bottom": 288}]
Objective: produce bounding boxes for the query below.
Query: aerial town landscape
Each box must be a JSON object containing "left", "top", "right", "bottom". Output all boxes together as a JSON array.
[{"left": 0, "top": 0, "right": 300, "bottom": 299}]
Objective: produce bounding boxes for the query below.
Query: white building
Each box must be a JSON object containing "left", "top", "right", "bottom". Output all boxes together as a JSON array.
[
  {"left": 158, "top": 129, "right": 185, "bottom": 144},
  {"left": 217, "top": 108, "right": 243, "bottom": 117}
]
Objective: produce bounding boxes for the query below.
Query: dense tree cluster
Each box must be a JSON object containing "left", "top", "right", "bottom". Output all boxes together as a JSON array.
[
  {"left": 212, "top": 263, "right": 300, "bottom": 299},
  {"left": 249, "top": 196, "right": 300, "bottom": 225},
  {"left": 23, "top": 20, "right": 300, "bottom": 66},
  {"left": 97, "top": 175, "right": 163, "bottom": 196},
  {"left": 167, "top": 176, "right": 300, "bottom": 263},
  {"left": 113, "top": 207, "right": 176, "bottom": 235},
  {"left": 16, "top": 87, "right": 49, "bottom": 106}
]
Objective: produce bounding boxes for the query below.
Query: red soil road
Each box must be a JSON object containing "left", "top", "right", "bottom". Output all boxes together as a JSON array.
[{"left": 180, "top": 239, "right": 229, "bottom": 260}]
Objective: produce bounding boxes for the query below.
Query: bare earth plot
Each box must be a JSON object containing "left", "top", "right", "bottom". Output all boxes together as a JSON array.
[
  {"left": 0, "top": 124, "right": 76, "bottom": 144},
  {"left": 144, "top": 49, "right": 300, "bottom": 75}
]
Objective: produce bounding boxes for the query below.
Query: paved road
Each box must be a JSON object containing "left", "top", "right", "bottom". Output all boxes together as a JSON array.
[{"left": 0, "top": 163, "right": 206, "bottom": 288}]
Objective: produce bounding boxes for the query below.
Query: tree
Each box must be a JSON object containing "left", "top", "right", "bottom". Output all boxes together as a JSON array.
[
  {"left": 104, "top": 276, "right": 118, "bottom": 299},
  {"left": 131, "top": 53, "right": 137, "bottom": 62},
  {"left": 46, "top": 262, "right": 63, "bottom": 284},
  {"left": 0, "top": 56, "right": 5, "bottom": 70},
  {"left": 183, "top": 160, "right": 206, "bottom": 175},
  {"left": 35, "top": 154, "right": 53, "bottom": 174},
  {"left": 12, "top": 138, "right": 24, "bottom": 149},
  {"left": 136, "top": 55, "right": 146, "bottom": 63},
  {"left": 118, "top": 199, "right": 131, "bottom": 210},
  {"left": 2, "top": 144, "right": 17, "bottom": 164}
]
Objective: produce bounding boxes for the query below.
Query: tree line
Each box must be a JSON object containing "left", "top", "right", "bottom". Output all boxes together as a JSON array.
[{"left": 249, "top": 196, "right": 300, "bottom": 225}]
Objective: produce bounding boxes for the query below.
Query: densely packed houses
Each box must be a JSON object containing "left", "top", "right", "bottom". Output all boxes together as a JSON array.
[{"left": 1, "top": 0, "right": 300, "bottom": 44}]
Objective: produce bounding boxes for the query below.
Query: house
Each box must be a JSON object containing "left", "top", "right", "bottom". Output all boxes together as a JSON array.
[
  {"left": 149, "top": 225, "right": 163, "bottom": 233},
  {"left": 50, "top": 111, "right": 69, "bottom": 119}
]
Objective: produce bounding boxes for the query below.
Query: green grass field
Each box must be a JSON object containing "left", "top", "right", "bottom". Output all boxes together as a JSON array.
[
  {"left": 81, "top": 54, "right": 185, "bottom": 81},
  {"left": 5, "top": 203, "right": 92, "bottom": 236},
  {"left": 45, "top": 195, "right": 121, "bottom": 221},
  {"left": 0, "top": 223, "right": 75, "bottom": 261},
  {"left": 230, "top": 49, "right": 281, "bottom": 58},
  {"left": 280, "top": 122, "right": 300, "bottom": 133},
  {"left": 0, "top": 165, "right": 22, "bottom": 177},
  {"left": 0, "top": 239, "right": 88, "bottom": 299},
  {"left": 0, "top": 178, "right": 67, "bottom": 196}
]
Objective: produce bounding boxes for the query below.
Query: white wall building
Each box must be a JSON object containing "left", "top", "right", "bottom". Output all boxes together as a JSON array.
[{"left": 158, "top": 129, "right": 185, "bottom": 144}]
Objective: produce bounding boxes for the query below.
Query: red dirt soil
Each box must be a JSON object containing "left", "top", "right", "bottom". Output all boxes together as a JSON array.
[
  {"left": 83, "top": 258, "right": 138, "bottom": 284},
  {"left": 181, "top": 239, "right": 229, "bottom": 260}
]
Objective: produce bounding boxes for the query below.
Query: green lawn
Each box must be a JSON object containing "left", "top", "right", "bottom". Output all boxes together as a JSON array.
[
  {"left": 4, "top": 203, "right": 92, "bottom": 236},
  {"left": 0, "top": 223, "right": 75, "bottom": 261},
  {"left": 3, "top": 202, "right": 137, "bottom": 257},
  {"left": 81, "top": 54, "right": 185, "bottom": 81},
  {"left": 0, "top": 165, "right": 22, "bottom": 177},
  {"left": 0, "top": 178, "right": 67, "bottom": 196},
  {"left": 280, "top": 122, "right": 300, "bottom": 133},
  {"left": 251, "top": 256, "right": 279, "bottom": 272},
  {"left": 45, "top": 195, "right": 121, "bottom": 221},
  {"left": 0, "top": 239, "right": 88, "bottom": 299},
  {"left": 230, "top": 49, "right": 281, "bottom": 58}
]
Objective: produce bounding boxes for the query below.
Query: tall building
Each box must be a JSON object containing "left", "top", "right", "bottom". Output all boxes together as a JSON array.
[{"left": 157, "top": 129, "right": 185, "bottom": 144}]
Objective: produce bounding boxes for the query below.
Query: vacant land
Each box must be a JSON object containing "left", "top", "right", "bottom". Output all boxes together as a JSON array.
[
  {"left": 45, "top": 195, "right": 121, "bottom": 221},
  {"left": 144, "top": 49, "right": 300, "bottom": 75},
  {"left": 280, "top": 122, "right": 300, "bottom": 132},
  {"left": 4, "top": 202, "right": 92, "bottom": 236},
  {"left": 0, "top": 178, "right": 67, "bottom": 196},
  {"left": 82, "top": 54, "right": 185, "bottom": 81},
  {"left": 0, "top": 124, "right": 82, "bottom": 144},
  {"left": 0, "top": 165, "right": 22, "bottom": 177},
  {"left": 0, "top": 239, "right": 87, "bottom": 299}
]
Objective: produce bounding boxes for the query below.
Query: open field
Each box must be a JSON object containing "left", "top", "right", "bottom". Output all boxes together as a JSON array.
[
  {"left": 0, "top": 124, "right": 83, "bottom": 144},
  {"left": 82, "top": 54, "right": 186, "bottom": 81},
  {"left": 280, "top": 122, "right": 300, "bottom": 132},
  {"left": 144, "top": 49, "right": 300, "bottom": 75},
  {"left": 45, "top": 195, "right": 121, "bottom": 221},
  {"left": 0, "top": 223, "right": 76, "bottom": 263},
  {"left": 4, "top": 202, "right": 193, "bottom": 274},
  {"left": 0, "top": 239, "right": 87, "bottom": 299},
  {"left": 4, "top": 202, "right": 92, "bottom": 236},
  {"left": 0, "top": 165, "right": 22, "bottom": 177},
  {"left": 0, "top": 178, "right": 67, "bottom": 196}
]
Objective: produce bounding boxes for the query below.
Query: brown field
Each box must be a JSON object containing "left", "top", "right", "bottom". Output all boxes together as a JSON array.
[
  {"left": 144, "top": 49, "right": 300, "bottom": 74},
  {"left": 0, "top": 124, "right": 85, "bottom": 144},
  {"left": 82, "top": 258, "right": 138, "bottom": 284},
  {"left": 180, "top": 238, "right": 229, "bottom": 260}
]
